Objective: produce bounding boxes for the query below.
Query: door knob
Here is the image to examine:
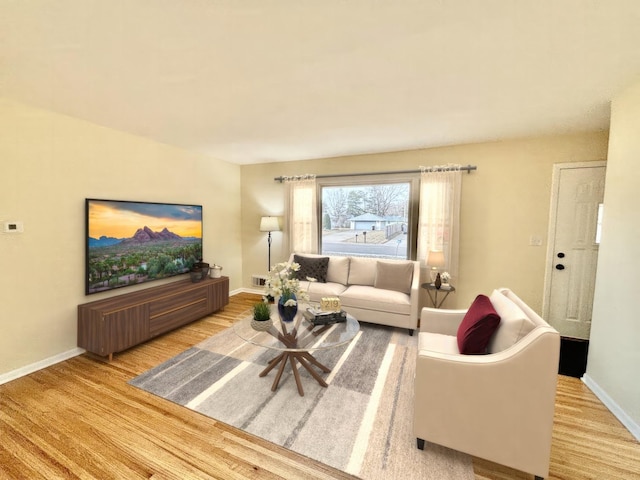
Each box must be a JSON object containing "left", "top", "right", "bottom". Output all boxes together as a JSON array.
[
  {"left": 555, "top": 264, "right": 565, "bottom": 270},
  {"left": 557, "top": 252, "right": 565, "bottom": 258}
]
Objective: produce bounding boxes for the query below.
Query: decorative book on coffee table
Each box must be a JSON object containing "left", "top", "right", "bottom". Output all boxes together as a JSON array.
[{"left": 303, "top": 307, "right": 347, "bottom": 325}]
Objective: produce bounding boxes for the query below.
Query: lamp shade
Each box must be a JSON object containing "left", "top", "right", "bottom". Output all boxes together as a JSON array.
[
  {"left": 260, "top": 216, "right": 281, "bottom": 232},
  {"left": 426, "top": 250, "right": 446, "bottom": 268}
]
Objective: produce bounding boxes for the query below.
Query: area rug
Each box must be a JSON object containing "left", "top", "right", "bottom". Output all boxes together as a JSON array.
[{"left": 130, "top": 322, "right": 473, "bottom": 480}]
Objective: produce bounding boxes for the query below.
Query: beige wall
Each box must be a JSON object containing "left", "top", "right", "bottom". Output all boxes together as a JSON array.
[
  {"left": 241, "top": 131, "right": 609, "bottom": 312},
  {"left": 587, "top": 80, "right": 640, "bottom": 432},
  {"left": 0, "top": 99, "right": 242, "bottom": 375}
]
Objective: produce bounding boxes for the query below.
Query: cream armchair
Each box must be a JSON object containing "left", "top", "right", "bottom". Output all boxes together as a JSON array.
[{"left": 413, "top": 288, "right": 560, "bottom": 480}]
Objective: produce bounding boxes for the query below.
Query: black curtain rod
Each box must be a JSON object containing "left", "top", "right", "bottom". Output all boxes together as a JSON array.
[{"left": 273, "top": 165, "right": 477, "bottom": 182}]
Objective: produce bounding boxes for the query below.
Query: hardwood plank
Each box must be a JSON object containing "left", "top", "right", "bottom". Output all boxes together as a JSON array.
[{"left": 1, "top": 292, "right": 638, "bottom": 479}]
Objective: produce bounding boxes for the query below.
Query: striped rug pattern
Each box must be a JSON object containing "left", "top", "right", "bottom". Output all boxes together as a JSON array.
[{"left": 130, "top": 323, "right": 473, "bottom": 479}]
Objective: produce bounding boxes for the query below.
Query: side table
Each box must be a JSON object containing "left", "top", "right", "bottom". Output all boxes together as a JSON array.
[{"left": 421, "top": 283, "right": 455, "bottom": 308}]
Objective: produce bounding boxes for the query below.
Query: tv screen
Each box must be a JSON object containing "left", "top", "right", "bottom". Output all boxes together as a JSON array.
[{"left": 85, "top": 199, "right": 203, "bottom": 295}]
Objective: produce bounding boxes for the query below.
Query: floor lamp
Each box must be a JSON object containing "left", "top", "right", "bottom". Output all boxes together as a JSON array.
[{"left": 260, "top": 216, "right": 281, "bottom": 271}]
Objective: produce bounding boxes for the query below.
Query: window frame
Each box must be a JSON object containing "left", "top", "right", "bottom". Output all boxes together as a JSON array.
[{"left": 316, "top": 173, "right": 421, "bottom": 260}]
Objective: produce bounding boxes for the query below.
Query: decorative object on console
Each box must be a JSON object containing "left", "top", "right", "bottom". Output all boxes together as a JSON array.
[
  {"left": 426, "top": 250, "right": 445, "bottom": 284},
  {"left": 440, "top": 271, "right": 451, "bottom": 286},
  {"left": 190, "top": 260, "right": 210, "bottom": 282},
  {"left": 209, "top": 264, "right": 223, "bottom": 278},
  {"left": 259, "top": 216, "right": 281, "bottom": 271},
  {"left": 85, "top": 199, "right": 203, "bottom": 295}
]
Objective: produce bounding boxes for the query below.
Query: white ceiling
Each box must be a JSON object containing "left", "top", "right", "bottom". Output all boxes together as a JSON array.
[{"left": 2, "top": 1, "right": 640, "bottom": 164}]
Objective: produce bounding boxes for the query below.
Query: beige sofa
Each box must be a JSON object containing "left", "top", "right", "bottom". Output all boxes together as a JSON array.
[
  {"left": 289, "top": 253, "right": 420, "bottom": 334},
  {"left": 413, "top": 288, "right": 560, "bottom": 480}
]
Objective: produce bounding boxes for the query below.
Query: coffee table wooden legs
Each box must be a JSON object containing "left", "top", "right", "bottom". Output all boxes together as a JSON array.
[{"left": 259, "top": 351, "right": 332, "bottom": 396}]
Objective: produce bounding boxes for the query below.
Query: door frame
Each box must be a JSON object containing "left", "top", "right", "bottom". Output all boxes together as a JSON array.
[{"left": 542, "top": 160, "right": 607, "bottom": 322}]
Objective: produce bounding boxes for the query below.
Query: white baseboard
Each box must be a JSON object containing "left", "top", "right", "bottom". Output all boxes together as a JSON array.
[
  {"left": 0, "top": 347, "right": 85, "bottom": 386},
  {"left": 582, "top": 373, "right": 640, "bottom": 441},
  {"left": 235, "top": 287, "right": 265, "bottom": 296}
]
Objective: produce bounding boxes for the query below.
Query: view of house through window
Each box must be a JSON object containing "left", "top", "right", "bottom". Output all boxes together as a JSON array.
[{"left": 320, "top": 182, "right": 411, "bottom": 259}]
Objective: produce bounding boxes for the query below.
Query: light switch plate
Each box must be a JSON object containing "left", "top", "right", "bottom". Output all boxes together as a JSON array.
[
  {"left": 3, "top": 221, "right": 24, "bottom": 233},
  {"left": 529, "top": 234, "right": 542, "bottom": 246}
]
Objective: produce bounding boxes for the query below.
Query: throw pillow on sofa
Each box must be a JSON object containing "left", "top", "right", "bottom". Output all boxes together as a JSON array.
[
  {"left": 293, "top": 255, "right": 330, "bottom": 283},
  {"left": 457, "top": 295, "right": 501, "bottom": 354},
  {"left": 487, "top": 289, "right": 536, "bottom": 353},
  {"left": 374, "top": 261, "right": 414, "bottom": 294},
  {"left": 326, "top": 256, "right": 350, "bottom": 284},
  {"left": 348, "top": 257, "right": 377, "bottom": 285}
]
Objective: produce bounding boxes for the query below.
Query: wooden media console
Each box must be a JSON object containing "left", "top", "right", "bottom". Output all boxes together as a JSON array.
[{"left": 78, "top": 276, "right": 229, "bottom": 360}]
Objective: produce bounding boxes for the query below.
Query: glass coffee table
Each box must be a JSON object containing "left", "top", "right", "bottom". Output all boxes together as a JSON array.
[{"left": 233, "top": 306, "right": 359, "bottom": 396}]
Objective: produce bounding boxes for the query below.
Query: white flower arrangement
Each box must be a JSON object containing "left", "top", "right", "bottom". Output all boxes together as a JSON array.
[
  {"left": 264, "top": 262, "right": 309, "bottom": 305},
  {"left": 440, "top": 272, "right": 451, "bottom": 283}
]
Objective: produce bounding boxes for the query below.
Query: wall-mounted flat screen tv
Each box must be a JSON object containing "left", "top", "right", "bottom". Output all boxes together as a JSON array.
[{"left": 85, "top": 199, "right": 203, "bottom": 295}]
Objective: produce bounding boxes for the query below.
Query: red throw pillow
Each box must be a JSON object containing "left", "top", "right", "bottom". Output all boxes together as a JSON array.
[{"left": 457, "top": 295, "right": 501, "bottom": 354}]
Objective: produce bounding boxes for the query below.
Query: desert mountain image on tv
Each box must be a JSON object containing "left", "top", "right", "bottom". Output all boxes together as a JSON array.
[{"left": 86, "top": 199, "right": 203, "bottom": 294}]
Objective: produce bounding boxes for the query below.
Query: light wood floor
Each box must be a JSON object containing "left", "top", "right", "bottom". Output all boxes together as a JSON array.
[{"left": 1, "top": 292, "right": 638, "bottom": 479}]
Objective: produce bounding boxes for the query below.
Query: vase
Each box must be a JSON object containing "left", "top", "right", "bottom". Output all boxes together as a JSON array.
[
  {"left": 251, "top": 318, "right": 272, "bottom": 331},
  {"left": 278, "top": 294, "right": 298, "bottom": 322}
]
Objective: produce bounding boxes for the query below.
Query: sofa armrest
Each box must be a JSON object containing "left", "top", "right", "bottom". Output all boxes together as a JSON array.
[{"left": 420, "top": 307, "right": 466, "bottom": 336}]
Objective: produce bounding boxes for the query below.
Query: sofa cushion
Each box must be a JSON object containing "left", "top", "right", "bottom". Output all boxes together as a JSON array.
[
  {"left": 487, "top": 289, "right": 536, "bottom": 353},
  {"left": 327, "top": 256, "right": 350, "bottom": 285},
  {"left": 293, "top": 255, "right": 329, "bottom": 283},
  {"left": 298, "top": 280, "right": 347, "bottom": 302},
  {"left": 419, "top": 331, "right": 460, "bottom": 354},
  {"left": 457, "top": 295, "right": 501, "bottom": 354},
  {"left": 374, "top": 261, "right": 414, "bottom": 294},
  {"left": 348, "top": 257, "right": 377, "bottom": 286},
  {"left": 340, "top": 285, "right": 411, "bottom": 315}
]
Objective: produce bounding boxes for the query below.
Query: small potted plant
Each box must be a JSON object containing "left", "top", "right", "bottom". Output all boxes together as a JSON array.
[{"left": 251, "top": 301, "right": 272, "bottom": 331}]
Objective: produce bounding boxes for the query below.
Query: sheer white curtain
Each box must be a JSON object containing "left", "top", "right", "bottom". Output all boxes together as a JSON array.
[
  {"left": 284, "top": 175, "right": 318, "bottom": 254},
  {"left": 417, "top": 165, "right": 462, "bottom": 278}
]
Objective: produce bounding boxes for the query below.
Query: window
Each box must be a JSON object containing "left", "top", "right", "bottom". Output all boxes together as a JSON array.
[{"left": 318, "top": 175, "right": 419, "bottom": 260}]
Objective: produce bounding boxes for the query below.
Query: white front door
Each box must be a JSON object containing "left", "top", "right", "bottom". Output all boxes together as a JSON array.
[{"left": 544, "top": 162, "right": 606, "bottom": 340}]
